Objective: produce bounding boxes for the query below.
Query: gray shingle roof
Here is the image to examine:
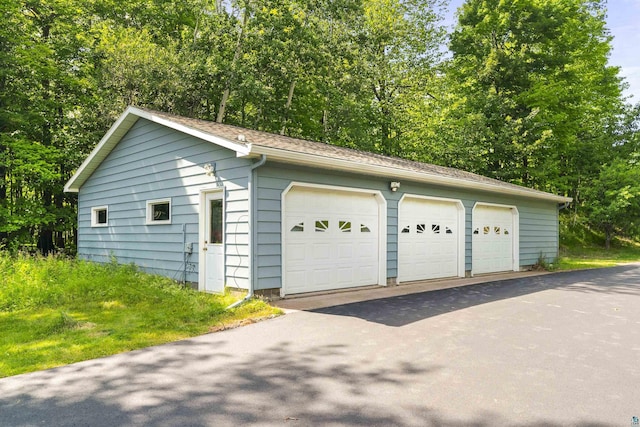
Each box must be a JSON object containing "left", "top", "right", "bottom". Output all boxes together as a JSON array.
[{"left": 139, "top": 107, "right": 569, "bottom": 202}]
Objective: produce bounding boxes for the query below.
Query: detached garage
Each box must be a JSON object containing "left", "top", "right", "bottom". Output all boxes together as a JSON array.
[{"left": 65, "top": 107, "right": 571, "bottom": 298}]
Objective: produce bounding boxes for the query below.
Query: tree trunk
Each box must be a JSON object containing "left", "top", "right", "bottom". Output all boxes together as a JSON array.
[
  {"left": 321, "top": 109, "right": 328, "bottom": 142},
  {"left": 54, "top": 178, "right": 65, "bottom": 250},
  {"left": 38, "top": 188, "right": 55, "bottom": 255},
  {"left": 217, "top": 88, "right": 231, "bottom": 123},
  {"left": 522, "top": 156, "right": 529, "bottom": 186},
  {"left": 280, "top": 80, "right": 296, "bottom": 135},
  {"left": 380, "top": 101, "right": 395, "bottom": 156},
  {"left": 38, "top": 230, "right": 54, "bottom": 255},
  {"left": 35, "top": 17, "right": 56, "bottom": 255},
  {"left": 0, "top": 167, "right": 7, "bottom": 245},
  {"left": 0, "top": 137, "right": 7, "bottom": 245},
  {"left": 0, "top": 60, "right": 7, "bottom": 245},
  {"left": 216, "top": 5, "right": 248, "bottom": 123},
  {"left": 605, "top": 228, "right": 612, "bottom": 250},
  {"left": 37, "top": 113, "right": 55, "bottom": 255}
]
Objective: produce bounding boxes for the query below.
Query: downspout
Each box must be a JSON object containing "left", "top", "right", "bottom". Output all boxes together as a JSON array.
[
  {"left": 226, "top": 154, "right": 267, "bottom": 309},
  {"left": 182, "top": 223, "right": 187, "bottom": 285},
  {"left": 556, "top": 201, "right": 571, "bottom": 265}
]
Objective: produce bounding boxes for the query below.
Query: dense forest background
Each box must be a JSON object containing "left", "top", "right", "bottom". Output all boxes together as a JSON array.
[{"left": 1, "top": 0, "right": 639, "bottom": 254}]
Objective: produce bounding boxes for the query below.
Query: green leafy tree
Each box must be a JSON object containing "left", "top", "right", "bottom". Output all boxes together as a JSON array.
[
  {"left": 93, "top": 25, "right": 184, "bottom": 114},
  {"left": 440, "top": 0, "right": 624, "bottom": 198},
  {"left": 0, "top": 0, "right": 25, "bottom": 247},
  {"left": 0, "top": 0, "right": 100, "bottom": 253},
  {"left": 584, "top": 156, "right": 640, "bottom": 249},
  {"left": 615, "top": 103, "right": 640, "bottom": 159},
  {"left": 210, "top": 0, "right": 370, "bottom": 143},
  {"left": 357, "top": 0, "right": 446, "bottom": 156}
]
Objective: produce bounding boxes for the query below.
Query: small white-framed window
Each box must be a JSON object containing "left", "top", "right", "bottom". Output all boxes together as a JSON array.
[
  {"left": 91, "top": 206, "right": 108, "bottom": 227},
  {"left": 146, "top": 198, "right": 171, "bottom": 225}
]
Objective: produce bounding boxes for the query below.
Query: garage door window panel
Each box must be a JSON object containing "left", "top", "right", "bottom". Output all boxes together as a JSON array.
[{"left": 315, "top": 220, "right": 329, "bottom": 232}]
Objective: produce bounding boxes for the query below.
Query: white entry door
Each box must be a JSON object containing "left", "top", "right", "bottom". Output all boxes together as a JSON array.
[
  {"left": 283, "top": 186, "right": 382, "bottom": 295},
  {"left": 203, "top": 191, "right": 224, "bottom": 293},
  {"left": 472, "top": 204, "right": 517, "bottom": 275},
  {"left": 398, "top": 196, "right": 463, "bottom": 282}
]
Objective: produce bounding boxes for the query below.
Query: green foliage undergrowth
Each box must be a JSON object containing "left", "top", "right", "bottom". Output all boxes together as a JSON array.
[
  {"left": 558, "top": 215, "right": 640, "bottom": 269},
  {"left": 0, "top": 253, "right": 281, "bottom": 378}
]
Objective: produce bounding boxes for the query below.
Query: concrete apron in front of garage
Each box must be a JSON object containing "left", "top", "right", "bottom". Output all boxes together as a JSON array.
[{"left": 274, "top": 270, "right": 551, "bottom": 311}]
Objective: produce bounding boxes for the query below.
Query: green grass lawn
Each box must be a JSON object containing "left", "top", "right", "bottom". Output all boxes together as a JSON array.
[
  {"left": 0, "top": 254, "right": 281, "bottom": 378},
  {"left": 556, "top": 218, "right": 640, "bottom": 270},
  {"left": 556, "top": 244, "right": 640, "bottom": 270}
]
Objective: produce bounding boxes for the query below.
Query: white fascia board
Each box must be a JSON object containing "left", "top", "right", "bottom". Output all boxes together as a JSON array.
[
  {"left": 247, "top": 145, "right": 572, "bottom": 204},
  {"left": 64, "top": 106, "right": 250, "bottom": 193}
]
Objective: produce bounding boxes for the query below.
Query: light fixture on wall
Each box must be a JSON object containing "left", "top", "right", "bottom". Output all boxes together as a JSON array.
[
  {"left": 203, "top": 163, "right": 216, "bottom": 177},
  {"left": 390, "top": 181, "right": 401, "bottom": 192}
]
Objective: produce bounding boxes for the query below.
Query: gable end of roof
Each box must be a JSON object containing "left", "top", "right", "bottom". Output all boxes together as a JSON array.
[{"left": 64, "top": 106, "right": 250, "bottom": 192}]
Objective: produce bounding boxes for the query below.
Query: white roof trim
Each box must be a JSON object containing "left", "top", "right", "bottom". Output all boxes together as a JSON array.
[
  {"left": 248, "top": 146, "right": 572, "bottom": 203},
  {"left": 64, "top": 106, "right": 249, "bottom": 192}
]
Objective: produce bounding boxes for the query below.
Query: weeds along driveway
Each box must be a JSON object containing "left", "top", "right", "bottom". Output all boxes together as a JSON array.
[{"left": 1, "top": 265, "right": 640, "bottom": 427}]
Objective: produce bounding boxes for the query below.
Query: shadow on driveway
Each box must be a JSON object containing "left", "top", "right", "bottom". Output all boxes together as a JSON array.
[
  {"left": 312, "top": 265, "right": 640, "bottom": 327},
  {"left": 0, "top": 337, "right": 622, "bottom": 427},
  {"left": 2, "top": 340, "right": 439, "bottom": 426}
]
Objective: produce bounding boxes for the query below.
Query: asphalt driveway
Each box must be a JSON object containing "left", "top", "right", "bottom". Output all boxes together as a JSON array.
[{"left": 1, "top": 265, "right": 639, "bottom": 427}]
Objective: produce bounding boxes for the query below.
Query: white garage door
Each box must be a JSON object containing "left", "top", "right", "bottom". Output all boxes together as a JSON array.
[
  {"left": 472, "top": 205, "right": 517, "bottom": 274},
  {"left": 398, "top": 197, "right": 461, "bottom": 282},
  {"left": 283, "top": 186, "right": 381, "bottom": 295}
]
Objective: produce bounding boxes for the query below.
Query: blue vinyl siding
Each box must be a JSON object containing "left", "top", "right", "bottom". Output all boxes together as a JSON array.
[
  {"left": 254, "top": 162, "right": 560, "bottom": 290},
  {"left": 77, "top": 119, "right": 561, "bottom": 292},
  {"left": 77, "top": 119, "right": 252, "bottom": 287}
]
